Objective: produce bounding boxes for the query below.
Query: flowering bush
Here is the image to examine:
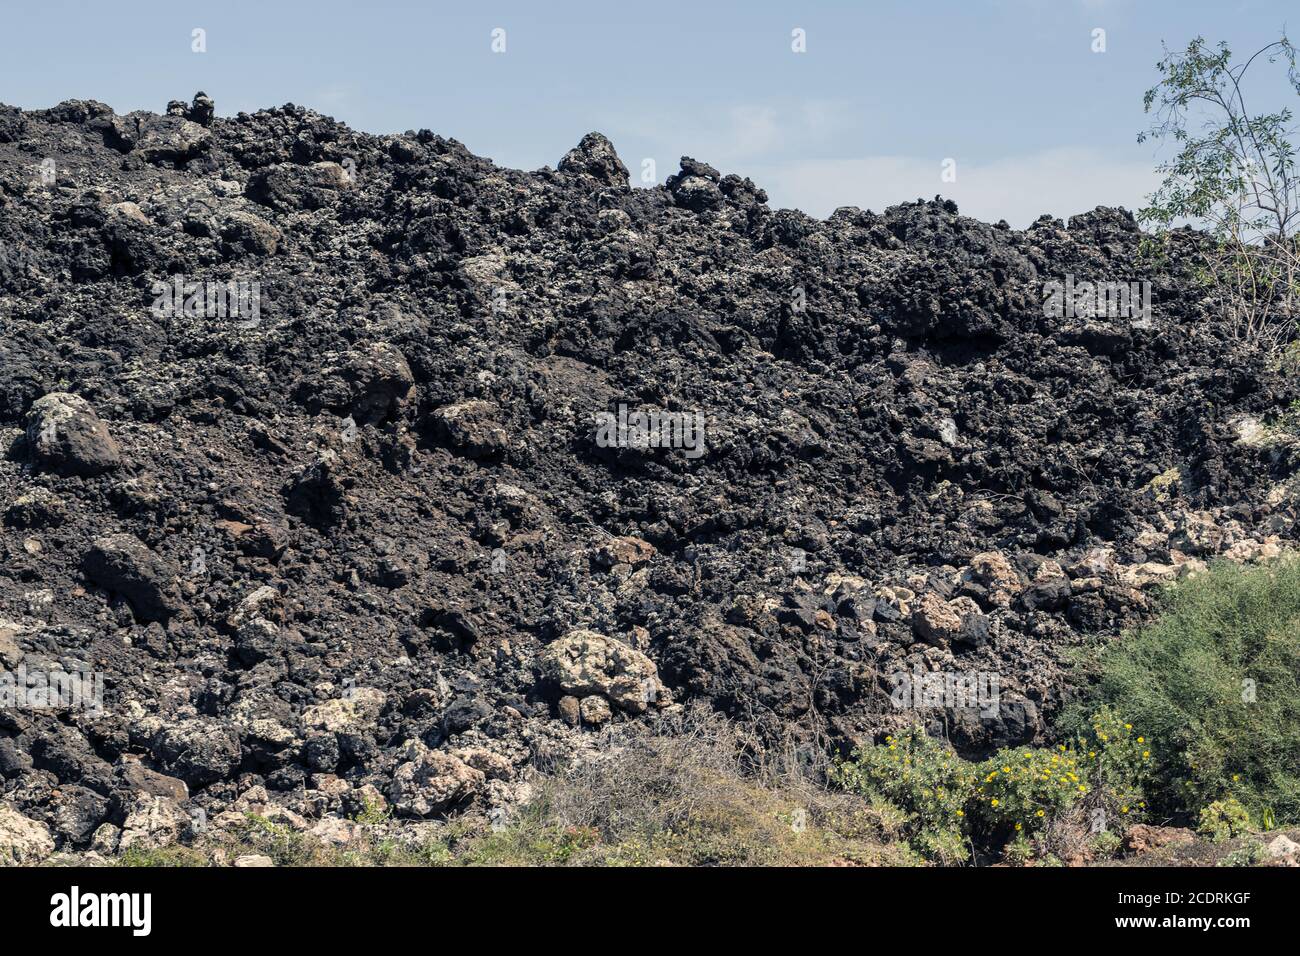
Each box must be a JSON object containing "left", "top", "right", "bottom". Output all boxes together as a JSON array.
[
  {"left": 971, "top": 745, "right": 1088, "bottom": 839},
  {"left": 1062, "top": 556, "right": 1300, "bottom": 823},
  {"left": 831, "top": 725, "right": 977, "bottom": 863},
  {"left": 834, "top": 710, "right": 1157, "bottom": 861}
]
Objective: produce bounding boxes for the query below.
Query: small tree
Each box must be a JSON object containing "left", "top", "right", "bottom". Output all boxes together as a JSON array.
[{"left": 1139, "top": 35, "right": 1300, "bottom": 354}]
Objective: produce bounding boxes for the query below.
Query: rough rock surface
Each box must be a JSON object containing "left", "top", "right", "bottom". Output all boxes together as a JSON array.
[
  {"left": 81, "top": 533, "right": 182, "bottom": 622},
  {"left": 388, "top": 741, "right": 485, "bottom": 817},
  {"left": 1124, "top": 824, "right": 1197, "bottom": 854},
  {"left": 24, "top": 392, "right": 120, "bottom": 475},
  {"left": 541, "top": 629, "right": 667, "bottom": 713},
  {"left": 0, "top": 802, "right": 55, "bottom": 864},
  {"left": 1, "top": 93, "right": 1299, "bottom": 858}
]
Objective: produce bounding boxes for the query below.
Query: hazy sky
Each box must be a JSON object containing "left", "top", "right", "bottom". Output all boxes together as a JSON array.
[{"left": 2, "top": 0, "right": 1295, "bottom": 225}]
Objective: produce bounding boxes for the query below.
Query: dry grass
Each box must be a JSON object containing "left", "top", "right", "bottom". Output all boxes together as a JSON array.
[{"left": 114, "top": 707, "right": 910, "bottom": 867}]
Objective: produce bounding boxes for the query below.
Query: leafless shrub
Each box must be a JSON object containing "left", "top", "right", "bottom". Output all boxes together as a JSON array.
[
  {"left": 542, "top": 706, "right": 749, "bottom": 839},
  {"left": 1140, "top": 36, "right": 1300, "bottom": 356},
  {"left": 537, "top": 704, "right": 865, "bottom": 848}
]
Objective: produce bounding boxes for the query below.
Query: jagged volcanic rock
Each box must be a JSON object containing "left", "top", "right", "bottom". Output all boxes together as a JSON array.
[{"left": 1, "top": 93, "right": 1298, "bottom": 849}]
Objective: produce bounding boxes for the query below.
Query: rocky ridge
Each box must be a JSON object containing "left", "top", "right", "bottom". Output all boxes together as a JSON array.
[{"left": 1, "top": 93, "right": 1298, "bottom": 858}]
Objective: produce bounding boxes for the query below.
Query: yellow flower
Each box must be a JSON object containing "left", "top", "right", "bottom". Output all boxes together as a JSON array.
[
  {"left": 1036, "top": 809, "right": 1045, "bottom": 817},
  {"left": 1121, "top": 806, "right": 1129, "bottom": 814},
  {"left": 1137, "top": 736, "right": 1144, "bottom": 743},
  {"left": 1142, "top": 751, "right": 1150, "bottom": 759},
  {"left": 1015, "top": 823, "right": 1023, "bottom": 831},
  {"left": 990, "top": 798, "right": 999, "bottom": 807},
  {"left": 1232, "top": 774, "right": 1240, "bottom": 782},
  {"left": 956, "top": 809, "right": 964, "bottom": 817},
  {"left": 1077, "top": 785, "right": 1087, "bottom": 793},
  {"left": 1125, "top": 724, "right": 1132, "bottom": 730}
]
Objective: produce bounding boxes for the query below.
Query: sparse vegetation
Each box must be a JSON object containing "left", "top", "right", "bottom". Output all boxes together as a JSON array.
[
  {"left": 6, "top": 60, "right": 1300, "bottom": 875},
  {"left": 97, "top": 562, "right": 1300, "bottom": 868},
  {"left": 1062, "top": 556, "right": 1300, "bottom": 825},
  {"left": 829, "top": 725, "right": 976, "bottom": 864},
  {"left": 832, "top": 708, "right": 1155, "bottom": 864},
  {"left": 1139, "top": 35, "right": 1300, "bottom": 355},
  {"left": 1219, "top": 839, "right": 1268, "bottom": 866},
  {"left": 112, "top": 712, "right": 910, "bottom": 868},
  {"left": 832, "top": 558, "right": 1300, "bottom": 864}
]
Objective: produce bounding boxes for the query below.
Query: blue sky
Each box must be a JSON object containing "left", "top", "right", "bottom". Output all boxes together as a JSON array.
[{"left": 1, "top": 0, "right": 1295, "bottom": 225}]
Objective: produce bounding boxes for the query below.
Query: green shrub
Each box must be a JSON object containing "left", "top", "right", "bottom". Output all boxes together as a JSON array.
[
  {"left": 971, "top": 745, "right": 1087, "bottom": 840},
  {"left": 833, "top": 710, "right": 1155, "bottom": 862},
  {"left": 1063, "top": 557, "right": 1300, "bottom": 823},
  {"left": 831, "top": 725, "right": 976, "bottom": 863},
  {"left": 1090, "top": 830, "right": 1124, "bottom": 859},
  {"left": 351, "top": 793, "right": 391, "bottom": 826},
  {"left": 1001, "top": 835, "right": 1035, "bottom": 866},
  {"left": 1198, "top": 797, "right": 1254, "bottom": 842},
  {"left": 1219, "top": 840, "right": 1267, "bottom": 866},
  {"left": 117, "top": 845, "right": 209, "bottom": 867},
  {"left": 232, "top": 813, "right": 316, "bottom": 866}
]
